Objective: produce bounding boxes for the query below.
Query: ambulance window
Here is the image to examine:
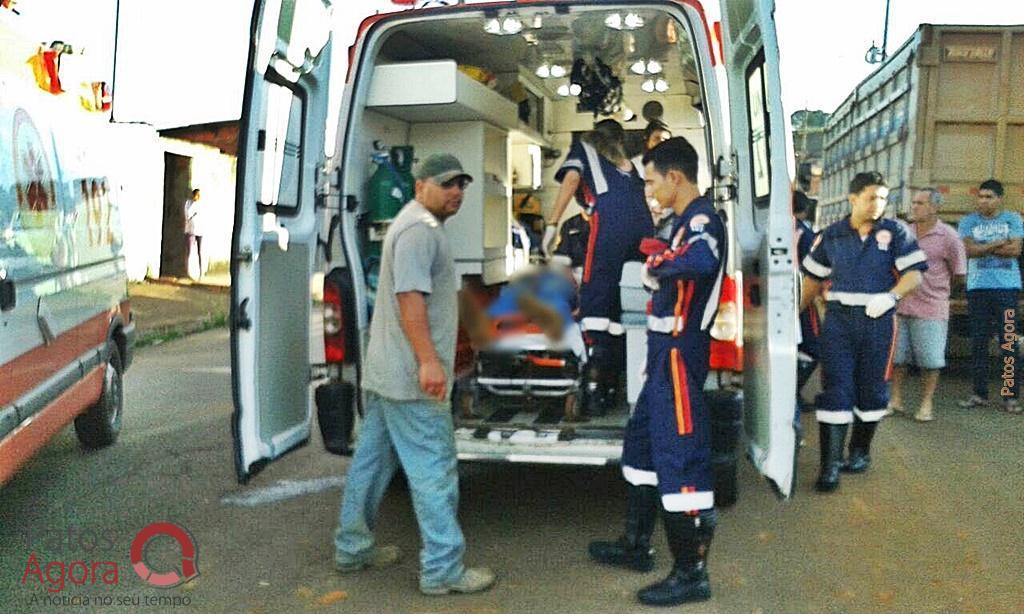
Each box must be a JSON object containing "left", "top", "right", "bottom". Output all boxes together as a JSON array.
[
  {"left": 745, "top": 50, "right": 771, "bottom": 207},
  {"left": 258, "top": 81, "right": 304, "bottom": 214}
]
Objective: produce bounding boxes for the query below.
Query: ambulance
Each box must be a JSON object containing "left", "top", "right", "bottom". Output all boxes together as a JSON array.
[
  {"left": 0, "top": 6, "right": 133, "bottom": 485},
  {"left": 230, "top": 0, "right": 800, "bottom": 500}
]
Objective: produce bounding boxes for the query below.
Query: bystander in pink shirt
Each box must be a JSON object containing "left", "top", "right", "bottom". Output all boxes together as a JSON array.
[{"left": 897, "top": 220, "right": 967, "bottom": 320}]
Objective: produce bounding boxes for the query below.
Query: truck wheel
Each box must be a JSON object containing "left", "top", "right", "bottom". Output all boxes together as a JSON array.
[{"left": 74, "top": 342, "right": 123, "bottom": 449}]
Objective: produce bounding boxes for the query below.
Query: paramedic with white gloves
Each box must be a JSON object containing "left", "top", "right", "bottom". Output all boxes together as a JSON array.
[
  {"left": 543, "top": 120, "right": 653, "bottom": 414},
  {"left": 800, "top": 171, "right": 926, "bottom": 493},
  {"left": 588, "top": 137, "right": 726, "bottom": 607}
]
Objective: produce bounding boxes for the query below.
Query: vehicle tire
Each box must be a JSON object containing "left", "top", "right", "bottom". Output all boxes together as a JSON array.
[{"left": 74, "top": 342, "right": 124, "bottom": 449}]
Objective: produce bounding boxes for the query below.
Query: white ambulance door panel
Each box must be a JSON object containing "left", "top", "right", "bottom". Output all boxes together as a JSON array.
[
  {"left": 232, "top": 0, "right": 333, "bottom": 483},
  {"left": 718, "top": 0, "right": 798, "bottom": 497}
]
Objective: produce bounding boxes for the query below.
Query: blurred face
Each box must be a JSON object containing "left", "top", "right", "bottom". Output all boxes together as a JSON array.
[
  {"left": 645, "top": 129, "right": 671, "bottom": 152},
  {"left": 417, "top": 176, "right": 468, "bottom": 221},
  {"left": 644, "top": 163, "right": 678, "bottom": 210},
  {"left": 910, "top": 191, "right": 938, "bottom": 223},
  {"left": 976, "top": 188, "right": 1001, "bottom": 217},
  {"left": 849, "top": 184, "right": 888, "bottom": 222}
]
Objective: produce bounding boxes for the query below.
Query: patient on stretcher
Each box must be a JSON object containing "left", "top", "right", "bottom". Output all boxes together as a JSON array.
[{"left": 460, "top": 264, "right": 587, "bottom": 360}]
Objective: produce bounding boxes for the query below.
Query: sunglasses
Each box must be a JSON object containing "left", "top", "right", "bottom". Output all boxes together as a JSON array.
[{"left": 435, "top": 176, "right": 471, "bottom": 190}]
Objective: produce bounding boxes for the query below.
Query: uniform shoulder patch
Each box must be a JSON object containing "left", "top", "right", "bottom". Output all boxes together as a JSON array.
[{"left": 689, "top": 213, "right": 711, "bottom": 232}]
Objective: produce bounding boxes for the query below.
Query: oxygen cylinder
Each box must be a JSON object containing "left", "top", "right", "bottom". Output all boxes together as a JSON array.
[{"left": 367, "top": 146, "right": 414, "bottom": 223}]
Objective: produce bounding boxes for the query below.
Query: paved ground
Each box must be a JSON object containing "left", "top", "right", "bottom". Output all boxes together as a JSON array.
[{"left": 1, "top": 327, "right": 1022, "bottom": 613}]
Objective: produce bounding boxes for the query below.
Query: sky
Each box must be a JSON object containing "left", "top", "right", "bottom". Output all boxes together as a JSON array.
[{"left": 17, "top": 0, "right": 1024, "bottom": 128}]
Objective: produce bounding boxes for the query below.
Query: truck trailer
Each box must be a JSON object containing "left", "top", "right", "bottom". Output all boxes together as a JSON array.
[{"left": 817, "top": 24, "right": 1024, "bottom": 227}]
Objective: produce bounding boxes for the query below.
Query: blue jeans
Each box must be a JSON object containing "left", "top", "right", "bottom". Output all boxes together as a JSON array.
[
  {"left": 334, "top": 391, "right": 465, "bottom": 586},
  {"left": 967, "top": 289, "right": 1020, "bottom": 400}
]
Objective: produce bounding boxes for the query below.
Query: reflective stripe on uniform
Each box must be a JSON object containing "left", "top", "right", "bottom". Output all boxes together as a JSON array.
[
  {"left": 802, "top": 254, "right": 831, "bottom": 278},
  {"left": 853, "top": 408, "right": 888, "bottom": 423},
  {"left": 816, "top": 409, "right": 854, "bottom": 424},
  {"left": 622, "top": 465, "right": 659, "bottom": 486},
  {"left": 687, "top": 232, "right": 720, "bottom": 260},
  {"left": 580, "top": 141, "right": 608, "bottom": 195},
  {"left": 670, "top": 348, "right": 693, "bottom": 435},
  {"left": 648, "top": 315, "right": 681, "bottom": 334},
  {"left": 826, "top": 291, "right": 884, "bottom": 306},
  {"left": 661, "top": 489, "right": 714, "bottom": 512},
  {"left": 581, "top": 317, "right": 624, "bottom": 336},
  {"left": 895, "top": 249, "right": 927, "bottom": 271}
]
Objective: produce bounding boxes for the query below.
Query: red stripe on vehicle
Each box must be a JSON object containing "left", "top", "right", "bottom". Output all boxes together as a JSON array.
[
  {"left": 0, "top": 305, "right": 123, "bottom": 407},
  {"left": 885, "top": 316, "right": 898, "bottom": 382},
  {"left": 0, "top": 366, "right": 104, "bottom": 485}
]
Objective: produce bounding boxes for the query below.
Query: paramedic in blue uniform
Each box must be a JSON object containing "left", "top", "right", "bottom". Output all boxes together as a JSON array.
[
  {"left": 588, "top": 137, "right": 725, "bottom": 607},
  {"left": 542, "top": 119, "right": 653, "bottom": 413},
  {"left": 794, "top": 191, "right": 819, "bottom": 413},
  {"left": 800, "top": 172, "right": 926, "bottom": 493}
]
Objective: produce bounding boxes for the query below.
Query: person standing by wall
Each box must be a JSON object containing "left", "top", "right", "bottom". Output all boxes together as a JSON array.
[
  {"left": 541, "top": 119, "right": 653, "bottom": 414},
  {"left": 957, "top": 179, "right": 1023, "bottom": 413},
  {"left": 333, "top": 154, "right": 495, "bottom": 595},
  {"left": 184, "top": 188, "right": 204, "bottom": 279},
  {"left": 888, "top": 188, "right": 967, "bottom": 421},
  {"left": 588, "top": 137, "right": 726, "bottom": 606},
  {"left": 800, "top": 172, "right": 926, "bottom": 493}
]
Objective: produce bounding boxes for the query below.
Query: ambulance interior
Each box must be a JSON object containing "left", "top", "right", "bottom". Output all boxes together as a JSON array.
[{"left": 343, "top": 6, "right": 715, "bottom": 431}]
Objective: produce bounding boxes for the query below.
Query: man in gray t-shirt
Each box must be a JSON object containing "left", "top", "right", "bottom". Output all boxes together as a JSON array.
[{"left": 334, "top": 153, "right": 495, "bottom": 595}]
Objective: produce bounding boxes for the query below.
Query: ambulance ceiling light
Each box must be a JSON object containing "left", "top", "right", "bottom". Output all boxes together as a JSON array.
[
  {"left": 630, "top": 59, "right": 663, "bottom": 75},
  {"left": 654, "top": 78, "right": 669, "bottom": 93},
  {"left": 641, "top": 79, "right": 655, "bottom": 93},
  {"left": 605, "top": 12, "right": 644, "bottom": 31},
  {"left": 536, "top": 62, "right": 567, "bottom": 79},
  {"left": 557, "top": 83, "right": 570, "bottom": 97},
  {"left": 484, "top": 12, "right": 523, "bottom": 36}
]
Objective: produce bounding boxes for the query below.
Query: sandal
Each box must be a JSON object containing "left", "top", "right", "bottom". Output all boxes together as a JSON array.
[
  {"left": 886, "top": 404, "right": 905, "bottom": 417},
  {"left": 913, "top": 412, "right": 934, "bottom": 422}
]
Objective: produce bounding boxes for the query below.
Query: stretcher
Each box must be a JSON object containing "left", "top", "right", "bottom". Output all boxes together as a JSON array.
[{"left": 460, "top": 314, "right": 589, "bottom": 422}]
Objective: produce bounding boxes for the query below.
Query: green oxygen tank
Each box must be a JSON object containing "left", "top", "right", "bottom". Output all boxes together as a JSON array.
[{"left": 367, "top": 146, "right": 414, "bottom": 223}]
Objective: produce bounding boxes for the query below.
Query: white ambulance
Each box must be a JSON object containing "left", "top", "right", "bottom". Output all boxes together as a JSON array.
[
  {"left": 0, "top": 8, "right": 133, "bottom": 485},
  {"left": 230, "top": 0, "right": 800, "bottom": 500}
]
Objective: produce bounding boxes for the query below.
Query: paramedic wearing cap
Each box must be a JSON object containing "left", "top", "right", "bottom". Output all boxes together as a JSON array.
[
  {"left": 542, "top": 119, "right": 653, "bottom": 413},
  {"left": 334, "top": 154, "right": 495, "bottom": 596},
  {"left": 588, "top": 137, "right": 725, "bottom": 607},
  {"left": 800, "top": 171, "right": 926, "bottom": 493}
]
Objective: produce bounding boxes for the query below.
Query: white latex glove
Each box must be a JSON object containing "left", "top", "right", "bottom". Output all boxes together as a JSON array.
[
  {"left": 541, "top": 224, "right": 558, "bottom": 257},
  {"left": 641, "top": 262, "right": 660, "bottom": 291},
  {"left": 865, "top": 293, "right": 897, "bottom": 318}
]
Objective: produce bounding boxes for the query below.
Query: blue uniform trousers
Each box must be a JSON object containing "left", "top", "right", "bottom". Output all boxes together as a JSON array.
[
  {"left": 622, "top": 332, "right": 714, "bottom": 512},
  {"left": 816, "top": 304, "right": 896, "bottom": 424}
]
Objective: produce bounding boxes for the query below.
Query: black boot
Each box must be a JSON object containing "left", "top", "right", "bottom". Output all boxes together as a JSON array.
[
  {"left": 841, "top": 419, "right": 878, "bottom": 473},
  {"left": 815, "top": 423, "right": 848, "bottom": 493},
  {"left": 588, "top": 485, "right": 658, "bottom": 571},
  {"left": 637, "top": 508, "right": 716, "bottom": 606}
]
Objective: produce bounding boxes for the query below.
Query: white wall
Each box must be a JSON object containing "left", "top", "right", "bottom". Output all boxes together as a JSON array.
[{"left": 105, "top": 123, "right": 164, "bottom": 281}]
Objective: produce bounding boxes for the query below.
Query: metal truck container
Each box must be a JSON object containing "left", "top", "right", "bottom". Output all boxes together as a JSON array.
[{"left": 817, "top": 24, "right": 1024, "bottom": 226}]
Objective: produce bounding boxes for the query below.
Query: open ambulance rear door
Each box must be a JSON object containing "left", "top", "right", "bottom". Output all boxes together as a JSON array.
[
  {"left": 717, "top": 0, "right": 798, "bottom": 497},
  {"left": 231, "top": 0, "right": 332, "bottom": 483}
]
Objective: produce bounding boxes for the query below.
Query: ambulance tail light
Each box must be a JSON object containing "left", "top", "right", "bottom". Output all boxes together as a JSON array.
[
  {"left": 710, "top": 272, "right": 743, "bottom": 372},
  {"left": 324, "top": 268, "right": 361, "bottom": 366}
]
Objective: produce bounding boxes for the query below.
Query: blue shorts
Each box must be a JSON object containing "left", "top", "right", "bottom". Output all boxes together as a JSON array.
[{"left": 892, "top": 316, "right": 948, "bottom": 370}]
